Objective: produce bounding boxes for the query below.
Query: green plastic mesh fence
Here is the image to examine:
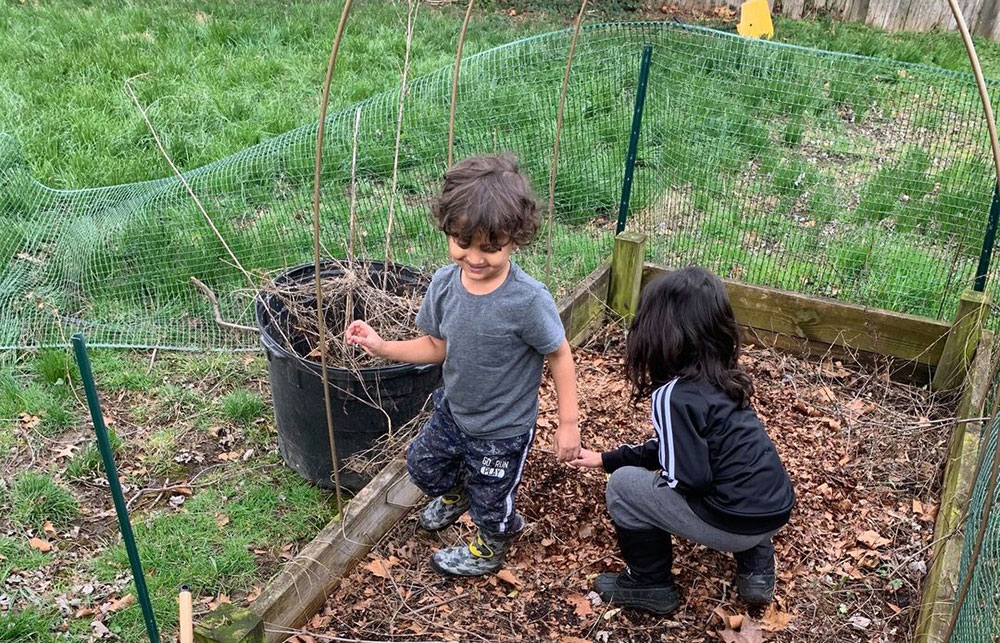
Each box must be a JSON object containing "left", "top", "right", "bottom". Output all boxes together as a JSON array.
[
  {"left": 951, "top": 405, "right": 1000, "bottom": 642},
  {"left": 1, "top": 22, "right": 998, "bottom": 351}
]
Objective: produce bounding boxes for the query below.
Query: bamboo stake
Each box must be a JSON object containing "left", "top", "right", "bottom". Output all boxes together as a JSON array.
[
  {"left": 545, "top": 0, "right": 589, "bottom": 282},
  {"left": 383, "top": 0, "right": 419, "bottom": 287},
  {"left": 345, "top": 108, "right": 362, "bottom": 339},
  {"left": 312, "top": 0, "right": 354, "bottom": 517},
  {"left": 447, "top": 0, "right": 475, "bottom": 168}
]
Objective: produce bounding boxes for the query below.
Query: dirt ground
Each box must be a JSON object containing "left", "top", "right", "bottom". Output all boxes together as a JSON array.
[{"left": 295, "top": 325, "right": 954, "bottom": 642}]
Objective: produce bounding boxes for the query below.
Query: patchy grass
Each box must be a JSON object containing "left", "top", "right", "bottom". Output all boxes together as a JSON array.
[
  {"left": 221, "top": 390, "right": 266, "bottom": 426},
  {"left": 88, "top": 351, "right": 156, "bottom": 392},
  {"left": 33, "top": 348, "right": 78, "bottom": 385},
  {"left": 0, "top": 536, "right": 49, "bottom": 584},
  {"left": 1, "top": 348, "right": 334, "bottom": 641},
  {"left": 0, "top": 608, "right": 57, "bottom": 643},
  {"left": 65, "top": 429, "right": 123, "bottom": 480},
  {"left": 9, "top": 472, "right": 79, "bottom": 531},
  {"left": 93, "top": 466, "right": 331, "bottom": 641}
]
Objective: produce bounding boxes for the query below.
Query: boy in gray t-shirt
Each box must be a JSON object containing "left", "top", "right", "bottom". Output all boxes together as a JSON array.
[{"left": 346, "top": 154, "right": 580, "bottom": 576}]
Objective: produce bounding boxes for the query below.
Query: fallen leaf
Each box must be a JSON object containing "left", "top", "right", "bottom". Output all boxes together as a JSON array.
[
  {"left": 541, "top": 538, "right": 555, "bottom": 547},
  {"left": 215, "top": 513, "right": 230, "bottom": 528},
  {"left": 53, "top": 444, "right": 78, "bottom": 460},
  {"left": 813, "top": 386, "right": 837, "bottom": 403},
  {"left": 496, "top": 569, "right": 522, "bottom": 586},
  {"left": 216, "top": 451, "right": 240, "bottom": 462},
  {"left": 578, "top": 524, "right": 593, "bottom": 539},
  {"left": 364, "top": 557, "right": 398, "bottom": 579},
  {"left": 287, "top": 635, "right": 316, "bottom": 643},
  {"left": 308, "top": 613, "right": 332, "bottom": 629},
  {"left": 28, "top": 537, "right": 52, "bottom": 552},
  {"left": 171, "top": 485, "right": 193, "bottom": 496},
  {"left": 567, "top": 593, "right": 594, "bottom": 617},
  {"left": 561, "top": 638, "right": 591, "bottom": 643},
  {"left": 760, "top": 604, "right": 793, "bottom": 632},
  {"left": 75, "top": 607, "right": 97, "bottom": 619},
  {"left": 847, "top": 614, "right": 872, "bottom": 630},
  {"left": 18, "top": 413, "right": 41, "bottom": 430},
  {"left": 108, "top": 594, "right": 135, "bottom": 612},
  {"left": 42, "top": 521, "right": 58, "bottom": 539},
  {"left": 718, "top": 617, "right": 765, "bottom": 643},
  {"left": 857, "top": 530, "right": 891, "bottom": 549}
]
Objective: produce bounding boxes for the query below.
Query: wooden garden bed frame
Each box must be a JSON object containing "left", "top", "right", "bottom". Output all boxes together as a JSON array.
[{"left": 194, "top": 233, "right": 992, "bottom": 643}]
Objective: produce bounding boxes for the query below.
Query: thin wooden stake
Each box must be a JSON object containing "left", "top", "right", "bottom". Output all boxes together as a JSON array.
[
  {"left": 447, "top": 0, "right": 475, "bottom": 168},
  {"left": 312, "top": 0, "right": 354, "bottom": 518},
  {"left": 383, "top": 0, "right": 418, "bottom": 287},
  {"left": 545, "top": 0, "right": 588, "bottom": 282},
  {"left": 345, "top": 108, "right": 362, "bottom": 339},
  {"left": 178, "top": 585, "right": 193, "bottom": 643}
]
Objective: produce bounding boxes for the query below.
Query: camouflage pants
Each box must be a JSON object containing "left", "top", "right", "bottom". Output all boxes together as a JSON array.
[{"left": 406, "top": 389, "right": 534, "bottom": 535}]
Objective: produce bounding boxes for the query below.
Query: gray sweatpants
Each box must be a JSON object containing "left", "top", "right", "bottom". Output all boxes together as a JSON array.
[{"left": 606, "top": 467, "right": 775, "bottom": 553}]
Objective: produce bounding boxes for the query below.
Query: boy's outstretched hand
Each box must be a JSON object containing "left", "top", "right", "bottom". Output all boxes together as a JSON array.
[
  {"left": 554, "top": 421, "right": 582, "bottom": 463},
  {"left": 569, "top": 448, "right": 603, "bottom": 469},
  {"left": 345, "top": 320, "right": 386, "bottom": 357}
]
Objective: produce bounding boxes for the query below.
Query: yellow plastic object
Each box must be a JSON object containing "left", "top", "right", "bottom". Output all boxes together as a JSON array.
[{"left": 737, "top": 0, "right": 774, "bottom": 39}]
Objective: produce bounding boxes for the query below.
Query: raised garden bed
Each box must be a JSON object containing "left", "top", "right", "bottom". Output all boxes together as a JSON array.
[{"left": 195, "top": 234, "right": 991, "bottom": 643}]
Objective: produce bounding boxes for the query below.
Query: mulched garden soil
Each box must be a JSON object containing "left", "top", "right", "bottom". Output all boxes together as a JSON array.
[{"left": 297, "top": 325, "right": 955, "bottom": 643}]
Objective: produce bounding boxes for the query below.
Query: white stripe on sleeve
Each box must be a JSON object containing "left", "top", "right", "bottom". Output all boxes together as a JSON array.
[{"left": 651, "top": 379, "right": 679, "bottom": 488}]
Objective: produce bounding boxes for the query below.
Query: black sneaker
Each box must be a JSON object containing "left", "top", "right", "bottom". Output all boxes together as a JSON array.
[{"left": 594, "top": 569, "right": 681, "bottom": 615}]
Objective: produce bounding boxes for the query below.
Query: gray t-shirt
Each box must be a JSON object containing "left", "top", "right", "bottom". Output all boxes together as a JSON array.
[{"left": 415, "top": 261, "right": 565, "bottom": 439}]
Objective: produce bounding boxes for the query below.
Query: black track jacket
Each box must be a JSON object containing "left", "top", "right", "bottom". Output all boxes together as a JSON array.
[{"left": 602, "top": 377, "right": 795, "bottom": 535}]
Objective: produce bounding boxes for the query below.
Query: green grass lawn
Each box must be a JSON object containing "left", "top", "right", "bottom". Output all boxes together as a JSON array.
[
  {"left": 0, "top": 0, "right": 567, "bottom": 190},
  {"left": 3, "top": 1, "right": 1000, "bottom": 640}
]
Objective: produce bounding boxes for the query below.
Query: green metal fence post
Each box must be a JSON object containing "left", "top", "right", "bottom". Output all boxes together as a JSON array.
[
  {"left": 615, "top": 44, "right": 653, "bottom": 235},
  {"left": 72, "top": 333, "right": 160, "bottom": 643},
  {"left": 973, "top": 182, "right": 1000, "bottom": 292}
]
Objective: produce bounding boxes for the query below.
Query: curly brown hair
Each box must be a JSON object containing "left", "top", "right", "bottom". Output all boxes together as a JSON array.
[{"left": 431, "top": 154, "right": 539, "bottom": 248}]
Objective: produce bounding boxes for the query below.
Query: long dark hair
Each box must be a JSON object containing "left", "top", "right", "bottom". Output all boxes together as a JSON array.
[{"left": 625, "top": 266, "right": 753, "bottom": 406}]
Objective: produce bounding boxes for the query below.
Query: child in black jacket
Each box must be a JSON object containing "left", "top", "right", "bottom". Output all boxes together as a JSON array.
[{"left": 571, "top": 266, "right": 795, "bottom": 614}]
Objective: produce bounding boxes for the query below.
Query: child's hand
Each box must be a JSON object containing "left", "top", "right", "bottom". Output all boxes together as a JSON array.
[
  {"left": 554, "top": 420, "right": 581, "bottom": 463},
  {"left": 345, "top": 320, "right": 386, "bottom": 357},
  {"left": 568, "top": 449, "right": 603, "bottom": 470}
]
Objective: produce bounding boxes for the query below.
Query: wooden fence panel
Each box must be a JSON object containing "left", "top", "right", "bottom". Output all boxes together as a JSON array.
[{"left": 715, "top": 0, "right": 999, "bottom": 39}]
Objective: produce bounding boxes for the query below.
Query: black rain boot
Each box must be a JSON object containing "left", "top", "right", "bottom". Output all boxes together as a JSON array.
[
  {"left": 735, "top": 539, "right": 776, "bottom": 606},
  {"left": 593, "top": 524, "right": 680, "bottom": 615}
]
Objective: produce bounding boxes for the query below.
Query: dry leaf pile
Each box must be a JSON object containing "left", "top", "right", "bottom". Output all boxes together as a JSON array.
[{"left": 297, "top": 326, "right": 954, "bottom": 642}]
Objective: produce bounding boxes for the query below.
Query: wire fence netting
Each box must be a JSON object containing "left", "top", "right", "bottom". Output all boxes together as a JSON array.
[
  {"left": 2, "top": 22, "right": 998, "bottom": 351},
  {"left": 950, "top": 385, "right": 1000, "bottom": 642},
  {"left": 3, "top": 20, "right": 1000, "bottom": 639}
]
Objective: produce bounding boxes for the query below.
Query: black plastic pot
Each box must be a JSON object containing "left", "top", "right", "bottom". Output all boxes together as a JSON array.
[{"left": 255, "top": 260, "right": 441, "bottom": 492}]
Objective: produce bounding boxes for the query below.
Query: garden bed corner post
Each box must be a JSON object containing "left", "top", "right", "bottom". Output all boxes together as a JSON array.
[
  {"left": 609, "top": 231, "right": 648, "bottom": 323},
  {"left": 932, "top": 289, "right": 991, "bottom": 391}
]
